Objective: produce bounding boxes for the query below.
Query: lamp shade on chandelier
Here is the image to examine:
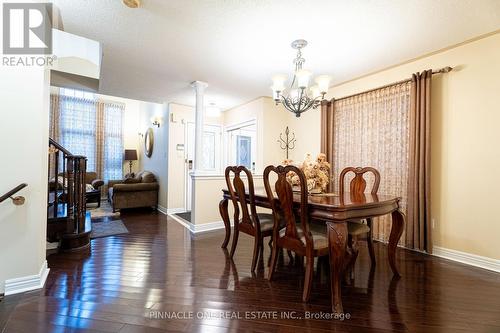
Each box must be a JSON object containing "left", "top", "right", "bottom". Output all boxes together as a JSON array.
[{"left": 271, "top": 40, "right": 331, "bottom": 117}]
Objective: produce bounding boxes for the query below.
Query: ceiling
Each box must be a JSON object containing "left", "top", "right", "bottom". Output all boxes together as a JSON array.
[{"left": 52, "top": 0, "right": 500, "bottom": 110}]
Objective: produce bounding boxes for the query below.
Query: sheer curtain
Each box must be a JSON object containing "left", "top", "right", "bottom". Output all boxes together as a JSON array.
[
  {"left": 332, "top": 82, "right": 411, "bottom": 245},
  {"left": 50, "top": 93, "right": 124, "bottom": 184},
  {"left": 103, "top": 102, "right": 124, "bottom": 181},
  {"left": 59, "top": 96, "right": 98, "bottom": 171}
]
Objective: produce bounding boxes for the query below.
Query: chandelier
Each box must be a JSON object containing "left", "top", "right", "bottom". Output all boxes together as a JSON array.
[{"left": 271, "top": 39, "right": 331, "bottom": 117}]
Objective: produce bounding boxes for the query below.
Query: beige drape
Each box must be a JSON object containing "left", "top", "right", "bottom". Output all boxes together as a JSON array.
[
  {"left": 407, "top": 70, "right": 432, "bottom": 253},
  {"left": 320, "top": 99, "right": 335, "bottom": 190},
  {"left": 95, "top": 102, "right": 105, "bottom": 180},
  {"left": 49, "top": 94, "right": 60, "bottom": 141}
]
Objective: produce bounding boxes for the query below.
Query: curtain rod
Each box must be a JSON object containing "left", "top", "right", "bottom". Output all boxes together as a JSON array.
[{"left": 332, "top": 66, "right": 453, "bottom": 102}]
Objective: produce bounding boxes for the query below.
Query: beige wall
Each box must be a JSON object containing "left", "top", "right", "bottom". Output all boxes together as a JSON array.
[
  {"left": 308, "top": 32, "right": 500, "bottom": 260},
  {"left": 223, "top": 97, "right": 290, "bottom": 172},
  {"left": 223, "top": 98, "right": 265, "bottom": 173},
  {"left": 286, "top": 106, "right": 322, "bottom": 162},
  {"left": 191, "top": 175, "right": 269, "bottom": 226},
  {"left": 0, "top": 64, "right": 50, "bottom": 294}
]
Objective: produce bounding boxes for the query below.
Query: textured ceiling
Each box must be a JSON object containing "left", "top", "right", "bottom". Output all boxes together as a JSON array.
[{"left": 52, "top": 0, "right": 500, "bottom": 109}]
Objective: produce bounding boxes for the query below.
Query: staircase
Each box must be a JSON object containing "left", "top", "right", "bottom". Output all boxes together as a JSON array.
[{"left": 47, "top": 138, "right": 91, "bottom": 252}]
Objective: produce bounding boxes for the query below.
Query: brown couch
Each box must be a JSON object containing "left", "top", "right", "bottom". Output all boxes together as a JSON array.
[{"left": 108, "top": 171, "right": 159, "bottom": 212}]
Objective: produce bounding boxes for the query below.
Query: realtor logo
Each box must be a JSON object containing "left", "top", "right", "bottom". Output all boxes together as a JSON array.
[{"left": 2, "top": 3, "right": 52, "bottom": 54}]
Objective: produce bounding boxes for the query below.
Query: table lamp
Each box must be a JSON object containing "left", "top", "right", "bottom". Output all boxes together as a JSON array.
[{"left": 124, "top": 149, "right": 138, "bottom": 176}]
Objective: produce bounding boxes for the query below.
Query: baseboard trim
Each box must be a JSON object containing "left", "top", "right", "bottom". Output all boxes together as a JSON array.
[
  {"left": 157, "top": 205, "right": 168, "bottom": 215},
  {"left": 168, "top": 214, "right": 231, "bottom": 234},
  {"left": 433, "top": 246, "right": 500, "bottom": 273},
  {"left": 5, "top": 260, "right": 50, "bottom": 296},
  {"left": 167, "top": 207, "right": 187, "bottom": 215}
]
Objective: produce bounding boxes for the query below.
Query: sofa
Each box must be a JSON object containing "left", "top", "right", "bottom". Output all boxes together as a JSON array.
[{"left": 108, "top": 171, "right": 159, "bottom": 212}]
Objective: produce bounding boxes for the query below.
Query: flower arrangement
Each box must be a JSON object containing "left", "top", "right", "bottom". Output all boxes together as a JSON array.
[{"left": 282, "top": 153, "right": 331, "bottom": 193}]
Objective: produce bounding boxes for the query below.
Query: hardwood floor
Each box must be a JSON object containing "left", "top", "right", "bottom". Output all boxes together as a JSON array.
[{"left": 1, "top": 209, "right": 500, "bottom": 332}]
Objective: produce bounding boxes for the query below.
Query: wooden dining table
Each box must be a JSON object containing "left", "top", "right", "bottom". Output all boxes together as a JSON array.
[{"left": 219, "top": 188, "right": 405, "bottom": 313}]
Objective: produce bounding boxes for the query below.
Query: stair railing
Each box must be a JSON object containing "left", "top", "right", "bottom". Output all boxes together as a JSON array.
[
  {"left": 0, "top": 183, "right": 28, "bottom": 205},
  {"left": 48, "top": 138, "right": 87, "bottom": 235}
]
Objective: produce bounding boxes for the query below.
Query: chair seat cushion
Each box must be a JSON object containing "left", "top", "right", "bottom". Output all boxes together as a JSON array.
[
  {"left": 256, "top": 213, "right": 274, "bottom": 232},
  {"left": 348, "top": 222, "right": 370, "bottom": 235},
  {"left": 279, "top": 225, "right": 328, "bottom": 250}
]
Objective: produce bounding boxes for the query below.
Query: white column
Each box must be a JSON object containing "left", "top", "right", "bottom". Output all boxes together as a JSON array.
[{"left": 191, "top": 81, "right": 208, "bottom": 172}]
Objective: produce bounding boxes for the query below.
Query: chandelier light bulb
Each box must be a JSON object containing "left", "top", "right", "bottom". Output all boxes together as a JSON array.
[
  {"left": 295, "top": 69, "right": 312, "bottom": 89},
  {"left": 315, "top": 75, "right": 331, "bottom": 93},
  {"left": 271, "top": 74, "right": 287, "bottom": 92},
  {"left": 310, "top": 85, "right": 321, "bottom": 99},
  {"left": 271, "top": 86, "right": 281, "bottom": 100}
]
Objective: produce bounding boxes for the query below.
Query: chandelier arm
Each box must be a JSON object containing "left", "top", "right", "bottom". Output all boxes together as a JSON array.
[{"left": 281, "top": 96, "right": 296, "bottom": 114}]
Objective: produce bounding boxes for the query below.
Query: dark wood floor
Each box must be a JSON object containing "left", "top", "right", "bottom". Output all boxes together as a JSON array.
[{"left": 1, "top": 210, "right": 500, "bottom": 333}]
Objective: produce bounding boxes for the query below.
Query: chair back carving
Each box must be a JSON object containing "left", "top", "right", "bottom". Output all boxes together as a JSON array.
[
  {"left": 263, "top": 165, "right": 312, "bottom": 250},
  {"left": 339, "top": 167, "right": 381, "bottom": 199},
  {"left": 225, "top": 166, "right": 259, "bottom": 231}
]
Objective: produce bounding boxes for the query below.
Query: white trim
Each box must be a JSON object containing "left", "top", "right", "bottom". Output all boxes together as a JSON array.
[
  {"left": 167, "top": 207, "right": 187, "bottom": 214},
  {"left": 5, "top": 260, "right": 50, "bottom": 296},
  {"left": 157, "top": 205, "right": 168, "bottom": 215},
  {"left": 224, "top": 118, "right": 257, "bottom": 132},
  {"left": 433, "top": 246, "right": 500, "bottom": 273},
  {"left": 168, "top": 213, "right": 231, "bottom": 234},
  {"left": 158, "top": 205, "right": 186, "bottom": 215}
]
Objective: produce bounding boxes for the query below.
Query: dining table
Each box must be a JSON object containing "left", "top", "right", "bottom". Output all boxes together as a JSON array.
[{"left": 219, "top": 188, "right": 405, "bottom": 313}]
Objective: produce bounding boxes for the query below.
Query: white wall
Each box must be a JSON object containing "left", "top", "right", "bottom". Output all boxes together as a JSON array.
[
  {"left": 138, "top": 102, "right": 169, "bottom": 209},
  {"left": 167, "top": 103, "right": 223, "bottom": 211},
  {"left": 0, "top": 65, "right": 50, "bottom": 294}
]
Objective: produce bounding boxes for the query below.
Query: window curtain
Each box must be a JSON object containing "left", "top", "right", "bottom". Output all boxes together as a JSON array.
[
  {"left": 320, "top": 72, "right": 433, "bottom": 252},
  {"left": 322, "top": 82, "right": 412, "bottom": 246},
  {"left": 320, "top": 99, "right": 335, "bottom": 191},
  {"left": 49, "top": 95, "right": 124, "bottom": 185},
  {"left": 408, "top": 70, "right": 432, "bottom": 253}
]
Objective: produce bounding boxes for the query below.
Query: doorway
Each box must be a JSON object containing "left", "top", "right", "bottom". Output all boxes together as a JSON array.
[{"left": 184, "top": 122, "right": 222, "bottom": 212}]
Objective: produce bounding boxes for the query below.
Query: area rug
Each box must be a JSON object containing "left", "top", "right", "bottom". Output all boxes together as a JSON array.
[
  {"left": 87, "top": 200, "right": 120, "bottom": 220},
  {"left": 91, "top": 219, "right": 129, "bottom": 239}
]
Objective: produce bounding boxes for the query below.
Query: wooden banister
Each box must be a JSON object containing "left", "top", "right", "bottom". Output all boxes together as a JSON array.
[
  {"left": 0, "top": 183, "right": 28, "bottom": 204},
  {"left": 48, "top": 138, "right": 87, "bottom": 238}
]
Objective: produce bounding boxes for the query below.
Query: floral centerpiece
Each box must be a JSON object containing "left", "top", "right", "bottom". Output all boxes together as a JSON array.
[{"left": 282, "top": 153, "right": 331, "bottom": 193}]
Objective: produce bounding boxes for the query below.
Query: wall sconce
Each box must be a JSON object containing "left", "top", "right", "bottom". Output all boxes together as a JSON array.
[{"left": 151, "top": 116, "right": 162, "bottom": 128}]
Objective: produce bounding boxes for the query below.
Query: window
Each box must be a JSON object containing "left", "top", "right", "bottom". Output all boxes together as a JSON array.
[
  {"left": 59, "top": 94, "right": 97, "bottom": 171},
  {"left": 227, "top": 122, "right": 256, "bottom": 172},
  {"left": 236, "top": 135, "right": 252, "bottom": 169},
  {"left": 50, "top": 88, "right": 124, "bottom": 182}
]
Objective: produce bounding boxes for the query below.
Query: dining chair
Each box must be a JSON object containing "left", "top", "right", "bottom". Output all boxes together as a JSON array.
[
  {"left": 264, "top": 165, "right": 329, "bottom": 302},
  {"left": 339, "top": 166, "right": 381, "bottom": 273},
  {"left": 225, "top": 166, "right": 275, "bottom": 272}
]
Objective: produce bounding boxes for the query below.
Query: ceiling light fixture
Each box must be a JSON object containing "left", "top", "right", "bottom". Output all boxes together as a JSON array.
[
  {"left": 271, "top": 39, "right": 330, "bottom": 117},
  {"left": 123, "top": 0, "right": 141, "bottom": 8}
]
